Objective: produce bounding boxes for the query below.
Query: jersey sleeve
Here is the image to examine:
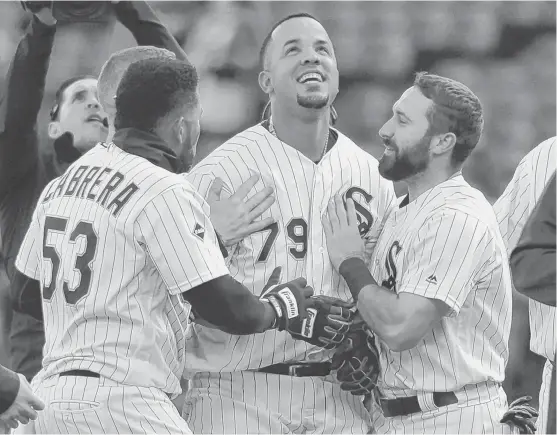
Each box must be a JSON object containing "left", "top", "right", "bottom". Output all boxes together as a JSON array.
[
  {"left": 493, "top": 159, "right": 531, "bottom": 254},
  {"left": 14, "top": 204, "right": 42, "bottom": 281},
  {"left": 135, "top": 185, "right": 229, "bottom": 295},
  {"left": 398, "top": 210, "right": 492, "bottom": 316}
]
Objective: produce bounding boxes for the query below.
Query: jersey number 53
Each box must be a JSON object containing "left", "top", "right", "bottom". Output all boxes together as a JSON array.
[{"left": 42, "top": 216, "right": 98, "bottom": 305}]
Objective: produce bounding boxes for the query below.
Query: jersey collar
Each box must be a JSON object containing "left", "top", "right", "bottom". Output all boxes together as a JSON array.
[
  {"left": 111, "top": 128, "right": 185, "bottom": 173},
  {"left": 259, "top": 119, "right": 338, "bottom": 165}
]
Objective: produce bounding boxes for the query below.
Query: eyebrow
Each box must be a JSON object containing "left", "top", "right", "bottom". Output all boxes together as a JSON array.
[{"left": 283, "top": 38, "right": 301, "bottom": 48}]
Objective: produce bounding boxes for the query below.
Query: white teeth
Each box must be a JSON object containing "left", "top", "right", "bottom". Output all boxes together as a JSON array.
[{"left": 298, "top": 72, "right": 323, "bottom": 83}]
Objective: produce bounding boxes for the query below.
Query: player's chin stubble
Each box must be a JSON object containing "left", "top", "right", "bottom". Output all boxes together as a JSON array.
[{"left": 297, "top": 93, "right": 329, "bottom": 110}]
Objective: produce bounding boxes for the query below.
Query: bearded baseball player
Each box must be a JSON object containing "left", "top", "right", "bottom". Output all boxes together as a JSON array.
[
  {"left": 494, "top": 136, "right": 556, "bottom": 435},
  {"left": 14, "top": 57, "right": 318, "bottom": 434},
  {"left": 322, "top": 72, "right": 537, "bottom": 434},
  {"left": 182, "top": 13, "right": 396, "bottom": 434}
]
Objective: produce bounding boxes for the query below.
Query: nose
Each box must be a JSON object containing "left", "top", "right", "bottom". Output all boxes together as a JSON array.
[
  {"left": 378, "top": 119, "right": 393, "bottom": 140},
  {"left": 301, "top": 48, "right": 320, "bottom": 65},
  {"left": 87, "top": 97, "right": 101, "bottom": 110}
]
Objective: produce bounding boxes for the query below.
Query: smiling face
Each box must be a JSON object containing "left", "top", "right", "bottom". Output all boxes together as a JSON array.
[
  {"left": 259, "top": 17, "right": 339, "bottom": 111},
  {"left": 377, "top": 86, "right": 435, "bottom": 181},
  {"left": 48, "top": 78, "right": 108, "bottom": 152}
]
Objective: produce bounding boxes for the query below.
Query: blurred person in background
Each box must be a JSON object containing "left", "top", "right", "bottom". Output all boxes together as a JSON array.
[
  {"left": 0, "top": 0, "right": 189, "bottom": 383},
  {"left": 495, "top": 137, "right": 556, "bottom": 434},
  {"left": 0, "top": 364, "right": 44, "bottom": 433}
]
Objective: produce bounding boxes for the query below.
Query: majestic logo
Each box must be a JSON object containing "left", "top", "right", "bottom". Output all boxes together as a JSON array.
[
  {"left": 426, "top": 275, "right": 438, "bottom": 285},
  {"left": 344, "top": 187, "right": 374, "bottom": 237},
  {"left": 382, "top": 241, "right": 402, "bottom": 292},
  {"left": 193, "top": 223, "right": 205, "bottom": 240}
]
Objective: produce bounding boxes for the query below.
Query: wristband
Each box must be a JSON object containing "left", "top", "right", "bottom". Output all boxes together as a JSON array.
[
  {"left": 339, "top": 257, "right": 376, "bottom": 300},
  {"left": 262, "top": 296, "right": 282, "bottom": 329}
]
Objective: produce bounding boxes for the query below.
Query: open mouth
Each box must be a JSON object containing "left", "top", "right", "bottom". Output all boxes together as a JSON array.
[
  {"left": 297, "top": 72, "right": 325, "bottom": 84},
  {"left": 86, "top": 115, "right": 109, "bottom": 128}
]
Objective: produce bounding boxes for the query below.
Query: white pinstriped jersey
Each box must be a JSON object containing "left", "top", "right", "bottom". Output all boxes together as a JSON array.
[
  {"left": 494, "top": 137, "right": 556, "bottom": 361},
  {"left": 369, "top": 175, "right": 512, "bottom": 398},
  {"left": 184, "top": 124, "right": 396, "bottom": 373},
  {"left": 15, "top": 143, "right": 229, "bottom": 397}
]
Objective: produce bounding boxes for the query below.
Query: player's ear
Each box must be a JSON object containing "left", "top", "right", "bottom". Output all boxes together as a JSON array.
[
  {"left": 48, "top": 121, "right": 63, "bottom": 140},
  {"left": 258, "top": 70, "right": 273, "bottom": 95},
  {"left": 431, "top": 132, "right": 457, "bottom": 156},
  {"left": 174, "top": 116, "right": 186, "bottom": 144}
]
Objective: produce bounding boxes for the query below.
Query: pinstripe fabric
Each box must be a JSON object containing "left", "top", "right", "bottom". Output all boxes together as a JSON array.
[
  {"left": 370, "top": 384, "right": 520, "bottom": 434},
  {"left": 494, "top": 137, "right": 556, "bottom": 363},
  {"left": 371, "top": 176, "right": 512, "bottom": 398},
  {"left": 183, "top": 371, "right": 370, "bottom": 434},
  {"left": 14, "top": 143, "right": 229, "bottom": 432},
  {"left": 182, "top": 124, "right": 396, "bottom": 433},
  {"left": 367, "top": 175, "right": 514, "bottom": 432},
  {"left": 538, "top": 359, "right": 554, "bottom": 435},
  {"left": 28, "top": 374, "right": 191, "bottom": 434},
  {"left": 184, "top": 124, "right": 396, "bottom": 373}
]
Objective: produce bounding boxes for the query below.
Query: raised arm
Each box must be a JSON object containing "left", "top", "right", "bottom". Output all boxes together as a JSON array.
[
  {"left": 0, "top": 9, "right": 56, "bottom": 195},
  {"left": 113, "top": 1, "right": 190, "bottom": 63}
]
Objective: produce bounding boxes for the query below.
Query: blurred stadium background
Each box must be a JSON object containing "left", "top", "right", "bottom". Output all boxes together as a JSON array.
[{"left": 0, "top": 0, "right": 555, "bottom": 408}]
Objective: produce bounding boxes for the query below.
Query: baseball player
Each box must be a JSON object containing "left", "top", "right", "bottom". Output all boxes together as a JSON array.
[
  {"left": 322, "top": 72, "right": 522, "bottom": 433},
  {"left": 182, "top": 13, "right": 397, "bottom": 434},
  {"left": 494, "top": 137, "right": 556, "bottom": 435},
  {"left": 1, "top": 0, "right": 192, "bottom": 383},
  {"left": 14, "top": 57, "right": 316, "bottom": 434}
]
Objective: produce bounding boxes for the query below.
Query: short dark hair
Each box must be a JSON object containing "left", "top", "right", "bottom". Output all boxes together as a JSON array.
[
  {"left": 413, "top": 72, "right": 484, "bottom": 167},
  {"left": 259, "top": 12, "right": 320, "bottom": 70},
  {"left": 50, "top": 75, "right": 96, "bottom": 121},
  {"left": 114, "top": 58, "right": 199, "bottom": 133}
]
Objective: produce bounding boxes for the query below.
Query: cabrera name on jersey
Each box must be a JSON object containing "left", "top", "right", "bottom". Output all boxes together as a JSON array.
[
  {"left": 15, "top": 143, "right": 228, "bottom": 396},
  {"left": 184, "top": 123, "right": 396, "bottom": 373}
]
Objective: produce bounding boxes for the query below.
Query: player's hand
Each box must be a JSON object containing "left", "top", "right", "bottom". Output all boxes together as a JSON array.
[
  {"left": 323, "top": 195, "right": 365, "bottom": 272},
  {"left": 260, "top": 269, "right": 314, "bottom": 333},
  {"left": 332, "top": 313, "right": 380, "bottom": 396},
  {"left": 0, "top": 374, "right": 44, "bottom": 429},
  {"left": 208, "top": 175, "right": 276, "bottom": 247},
  {"left": 500, "top": 396, "right": 538, "bottom": 434},
  {"left": 21, "top": 2, "right": 57, "bottom": 25},
  {"left": 286, "top": 295, "right": 355, "bottom": 349}
]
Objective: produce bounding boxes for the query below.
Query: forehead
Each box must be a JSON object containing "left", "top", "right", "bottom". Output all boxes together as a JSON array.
[
  {"left": 270, "top": 17, "right": 331, "bottom": 51},
  {"left": 394, "top": 86, "right": 432, "bottom": 120},
  {"left": 63, "top": 78, "right": 98, "bottom": 100}
]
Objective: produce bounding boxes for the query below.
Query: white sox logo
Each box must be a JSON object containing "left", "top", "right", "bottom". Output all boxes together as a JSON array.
[
  {"left": 382, "top": 241, "right": 402, "bottom": 292},
  {"left": 343, "top": 187, "right": 374, "bottom": 237}
]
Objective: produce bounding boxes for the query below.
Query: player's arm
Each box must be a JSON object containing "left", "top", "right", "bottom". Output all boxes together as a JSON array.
[
  {"left": 324, "top": 195, "right": 485, "bottom": 352},
  {"left": 136, "top": 186, "right": 312, "bottom": 335},
  {"left": 510, "top": 174, "right": 556, "bottom": 306},
  {"left": 493, "top": 158, "right": 531, "bottom": 255},
  {"left": 113, "top": 1, "right": 190, "bottom": 64},
  {"left": 0, "top": 5, "right": 56, "bottom": 198}
]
